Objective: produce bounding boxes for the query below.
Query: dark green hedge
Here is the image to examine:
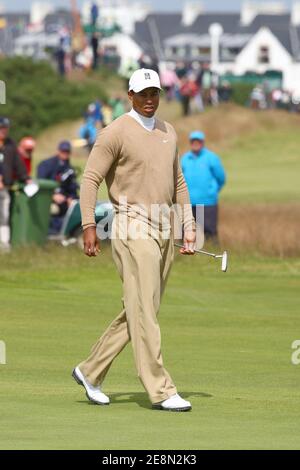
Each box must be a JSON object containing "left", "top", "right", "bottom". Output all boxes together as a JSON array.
[
  {"left": 0, "top": 57, "right": 108, "bottom": 142},
  {"left": 231, "top": 82, "right": 253, "bottom": 107}
]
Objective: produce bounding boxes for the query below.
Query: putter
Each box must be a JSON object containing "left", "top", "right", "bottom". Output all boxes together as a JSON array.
[{"left": 175, "top": 243, "right": 228, "bottom": 273}]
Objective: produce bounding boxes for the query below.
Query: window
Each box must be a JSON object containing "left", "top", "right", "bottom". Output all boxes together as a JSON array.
[
  {"left": 165, "top": 47, "right": 173, "bottom": 58},
  {"left": 191, "top": 46, "right": 199, "bottom": 57},
  {"left": 222, "top": 47, "right": 241, "bottom": 61},
  {"left": 258, "top": 45, "right": 270, "bottom": 64},
  {"left": 177, "top": 46, "right": 186, "bottom": 58},
  {"left": 199, "top": 47, "right": 210, "bottom": 55}
]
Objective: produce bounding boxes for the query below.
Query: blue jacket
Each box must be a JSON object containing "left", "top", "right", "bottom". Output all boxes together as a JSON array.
[
  {"left": 79, "top": 117, "right": 98, "bottom": 145},
  {"left": 181, "top": 148, "right": 226, "bottom": 206},
  {"left": 37, "top": 156, "right": 78, "bottom": 199}
]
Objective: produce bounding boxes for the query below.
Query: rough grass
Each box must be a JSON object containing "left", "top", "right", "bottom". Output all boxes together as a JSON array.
[
  {"left": 1, "top": 246, "right": 300, "bottom": 450},
  {"left": 219, "top": 203, "right": 300, "bottom": 257}
]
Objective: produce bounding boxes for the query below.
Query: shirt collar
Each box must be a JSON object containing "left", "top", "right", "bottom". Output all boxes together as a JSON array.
[
  {"left": 127, "top": 108, "right": 156, "bottom": 132},
  {"left": 188, "top": 149, "right": 204, "bottom": 159}
]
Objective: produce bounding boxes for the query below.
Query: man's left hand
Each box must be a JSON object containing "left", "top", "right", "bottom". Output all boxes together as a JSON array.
[{"left": 180, "top": 230, "right": 196, "bottom": 255}]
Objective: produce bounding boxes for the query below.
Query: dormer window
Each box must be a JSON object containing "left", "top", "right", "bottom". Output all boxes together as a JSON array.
[{"left": 258, "top": 45, "right": 270, "bottom": 64}]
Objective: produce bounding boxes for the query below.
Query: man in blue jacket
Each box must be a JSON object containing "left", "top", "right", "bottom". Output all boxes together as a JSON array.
[
  {"left": 181, "top": 131, "right": 226, "bottom": 241},
  {"left": 37, "top": 141, "right": 78, "bottom": 233}
]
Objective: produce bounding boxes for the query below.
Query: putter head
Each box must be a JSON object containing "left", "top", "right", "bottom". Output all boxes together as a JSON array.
[{"left": 222, "top": 251, "right": 228, "bottom": 272}]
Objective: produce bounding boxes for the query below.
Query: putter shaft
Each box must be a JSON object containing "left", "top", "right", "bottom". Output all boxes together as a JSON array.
[{"left": 174, "top": 243, "right": 217, "bottom": 258}]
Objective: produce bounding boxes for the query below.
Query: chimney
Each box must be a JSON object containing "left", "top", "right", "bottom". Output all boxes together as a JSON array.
[
  {"left": 30, "top": 1, "right": 54, "bottom": 25},
  {"left": 182, "top": 0, "right": 204, "bottom": 27},
  {"left": 292, "top": 2, "right": 300, "bottom": 26},
  {"left": 241, "top": 1, "right": 286, "bottom": 26}
]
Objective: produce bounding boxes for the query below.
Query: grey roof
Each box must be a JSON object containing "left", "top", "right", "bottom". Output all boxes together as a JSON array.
[
  {"left": 221, "top": 33, "right": 252, "bottom": 48},
  {"left": 189, "top": 13, "right": 240, "bottom": 34},
  {"left": 164, "top": 34, "right": 210, "bottom": 47},
  {"left": 240, "top": 13, "right": 291, "bottom": 32},
  {"left": 44, "top": 9, "right": 74, "bottom": 34},
  {"left": 2, "top": 12, "right": 30, "bottom": 22},
  {"left": 238, "top": 14, "right": 295, "bottom": 56},
  {"left": 133, "top": 13, "right": 183, "bottom": 56},
  {"left": 133, "top": 11, "right": 300, "bottom": 61},
  {"left": 14, "top": 32, "right": 59, "bottom": 48}
]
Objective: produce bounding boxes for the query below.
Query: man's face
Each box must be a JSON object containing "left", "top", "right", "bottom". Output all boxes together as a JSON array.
[
  {"left": 191, "top": 139, "right": 204, "bottom": 153},
  {"left": 0, "top": 126, "right": 9, "bottom": 141},
  {"left": 58, "top": 150, "right": 71, "bottom": 161},
  {"left": 128, "top": 87, "right": 160, "bottom": 118}
]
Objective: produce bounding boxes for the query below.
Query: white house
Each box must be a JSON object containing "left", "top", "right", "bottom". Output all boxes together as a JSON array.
[
  {"left": 132, "top": 1, "right": 300, "bottom": 94},
  {"left": 99, "top": 32, "right": 143, "bottom": 70},
  {"left": 82, "top": 0, "right": 151, "bottom": 35},
  {"left": 215, "top": 27, "right": 300, "bottom": 94}
]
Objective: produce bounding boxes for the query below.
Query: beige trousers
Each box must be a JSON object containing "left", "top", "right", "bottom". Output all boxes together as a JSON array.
[{"left": 79, "top": 214, "right": 177, "bottom": 403}]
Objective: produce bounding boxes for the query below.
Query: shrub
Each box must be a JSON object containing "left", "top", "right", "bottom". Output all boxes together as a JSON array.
[
  {"left": 0, "top": 57, "right": 108, "bottom": 141},
  {"left": 231, "top": 82, "right": 253, "bottom": 107}
]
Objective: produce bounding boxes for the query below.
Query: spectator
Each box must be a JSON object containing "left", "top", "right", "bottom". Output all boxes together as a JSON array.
[
  {"left": 110, "top": 97, "right": 125, "bottom": 120},
  {"left": 0, "top": 117, "right": 29, "bottom": 251},
  {"left": 149, "top": 56, "right": 159, "bottom": 74},
  {"left": 181, "top": 131, "right": 226, "bottom": 242},
  {"left": 61, "top": 28, "right": 72, "bottom": 75},
  {"left": 160, "top": 66, "right": 179, "bottom": 102},
  {"left": 250, "top": 86, "right": 266, "bottom": 110},
  {"left": 175, "top": 61, "right": 188, "bottom": 79},
  {"left": 179, "top": 76, "right": 198, "bottom": 116},
  {"left": 37, "top": 141, "right": 78, "bottom": 234},
  {"left": 79, "top": 116, "right": 98, "bottom": 152},
  {"left": 201, "top": 63, "right": 213, "bottom": 106},
  {"left": 94, "top": 99, "right": 104, "bottom": 126},
  {"left": 102, "top": 102, "right": 113, "bottom": 126},
  {"left": 138, "top": 54, "right": 151, "bottom": 69},
  {"left": 211, "top": 72, "right": 220, "bottom": 107},
  {"left": 56, "top": 39, "right": 66, "bottom": 77},
  {"left": 91, "top": 32, "right": 100, "bottom": 70},
  {"left": 187, "top": 72, "right": 204, "bottom": 113},
  {"left": 91, "top": 2, "right": 99, "bottom": 27},
  {"left": 218, "top": 80, "right": 232, "bottom": 103},
  {"left": 18, "top": 137, "right": 36, "bottom": 177}
]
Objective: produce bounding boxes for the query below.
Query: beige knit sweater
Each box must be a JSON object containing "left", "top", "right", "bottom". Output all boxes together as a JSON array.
[{"left": 80, "top": 113, "right": 195, "bottom": 232}]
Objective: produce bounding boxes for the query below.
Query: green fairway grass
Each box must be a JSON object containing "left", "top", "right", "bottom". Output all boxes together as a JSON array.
[
  {"left": 221, "top": 128, "right": 300, "bottom": 203},
  {"left": 1, "top": 246, "right": 300, "bottom": 450}
]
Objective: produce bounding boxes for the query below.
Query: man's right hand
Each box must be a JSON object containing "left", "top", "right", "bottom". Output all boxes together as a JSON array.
[{"left": 83, "top": 226, "right": 101, "bottom": 257}]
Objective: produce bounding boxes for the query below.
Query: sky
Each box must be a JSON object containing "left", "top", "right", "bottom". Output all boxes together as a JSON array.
[{"left": 0, "top": 0, "right": 296, "bottom": 13}]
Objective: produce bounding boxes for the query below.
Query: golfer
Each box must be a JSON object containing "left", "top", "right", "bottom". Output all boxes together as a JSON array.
[{"left": 73, "top": 68, "right": 196, "bottom": 412}]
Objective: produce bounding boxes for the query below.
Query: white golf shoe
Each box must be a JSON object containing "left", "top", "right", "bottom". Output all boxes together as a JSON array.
[
  {"left": 72, "top": 366, "right": 110, "bottom": 405},
  {"left": 152, "top": 393, "right": 192, "bottom": 412}
]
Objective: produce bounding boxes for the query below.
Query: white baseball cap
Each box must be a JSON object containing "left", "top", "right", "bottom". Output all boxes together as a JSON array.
[{"left": 129, "top": 68, "right": 162, "bottom": 93}]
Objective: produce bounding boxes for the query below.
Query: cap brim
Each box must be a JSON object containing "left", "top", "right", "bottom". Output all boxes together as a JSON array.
[{"left": 129, "top": 84, "right": 162, "bottom": 93}]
